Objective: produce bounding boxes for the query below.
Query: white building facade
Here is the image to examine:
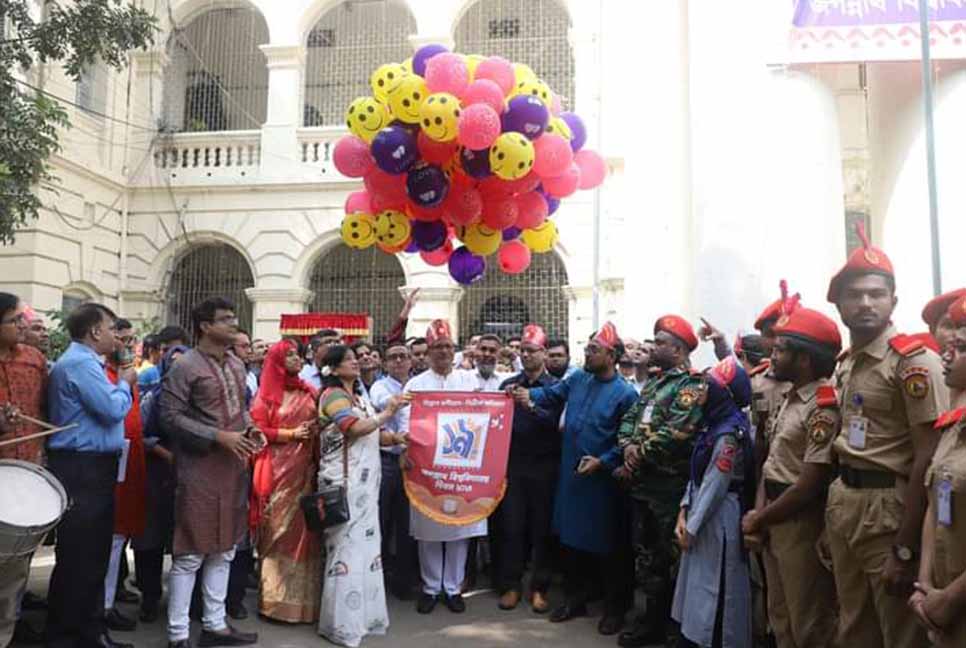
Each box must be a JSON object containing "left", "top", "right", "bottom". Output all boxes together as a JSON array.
[{"left": 3, "top": 0, "right": 964, "bottom": 354}]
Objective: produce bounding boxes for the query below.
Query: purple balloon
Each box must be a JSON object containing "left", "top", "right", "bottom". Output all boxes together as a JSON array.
[
  {"left": 412, "top": 220, "right": 448, "bottom": 252},
  {"left": 460, "top": 147, "right": 491, "bottom": 178},
  {"left": 412, "top": 43, "right": 449, "bottom": 76},
  {"left": 406, "top": 164, "right": 449, "bottom": 207},
  {"left": 501, "top": 95, "right": 549, "bottom": 140},
  {"left": 502, "top": 226, "right": 521, "bottom": 241},
  {"left": 559, "top": 111, "right": 587, "bottom": 151},
  {"left": 371, "top": 125, "right": 418, "bottom": 175},
  {"left": 405, "top": 239, "right": 420, "bottom": 253},
  {"left": 537, "top": 186, "right": 561, "bottom": 215},
  {"left": 448, "top": 246, "right": 486, "bottom": 285}
]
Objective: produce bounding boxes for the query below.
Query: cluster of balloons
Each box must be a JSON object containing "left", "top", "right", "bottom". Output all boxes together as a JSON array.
[{"left": 335, "top": 44, "right": 607, "bottom": 285}]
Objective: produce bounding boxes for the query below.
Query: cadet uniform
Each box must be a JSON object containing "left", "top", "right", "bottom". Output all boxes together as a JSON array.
[
  {"left": 750, "top": 361, "right": 788, "bottom": 444},
  {"left": 824, "top": 232, "right": 948, "bottom": 648},
  {"left": 617, "top": 316, "right": 705, "bottom": 646}
]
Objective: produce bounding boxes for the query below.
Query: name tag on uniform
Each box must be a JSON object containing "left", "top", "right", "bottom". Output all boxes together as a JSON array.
[
  {"left": 847, "top": 416, "right": 868, "bottom": 449},
  {"left": 937, "top": 478, "right": 953, "bottom": 527},
  {"left": 642, "top": 404, "right": 655, "bottom": 425}
]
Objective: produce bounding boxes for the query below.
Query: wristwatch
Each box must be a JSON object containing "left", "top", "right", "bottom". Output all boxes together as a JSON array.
[{"left": 892, "top": 544, "right": 917, "bottom": 563}]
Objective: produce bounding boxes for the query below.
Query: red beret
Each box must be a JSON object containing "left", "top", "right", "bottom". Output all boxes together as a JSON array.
[
  {"left": 522, "top": 323, "right": 547, "bottom": 349},
  {"left": 426, "top": 319, "right": 453, "bottom": 346},
  {"left": 827, "top": 222, "right": 894, "bottom": 303},
  {"left": 948, "top": 295, "right": 966, "bottom": 327},
  {"left": 921, "top": 288, "right": 966, "bottom": 329},
  {"left": 773, "top": 307, "right": 842, "bottom": 353},
  {"left": 654, "top": 315, "right": 698, "bottom": 352},
  {"left": 755, "top": 279, "right": 801, "bottom": 331},
  {"left": 592, "top": 321, "right": 621, "bottom": 350}
]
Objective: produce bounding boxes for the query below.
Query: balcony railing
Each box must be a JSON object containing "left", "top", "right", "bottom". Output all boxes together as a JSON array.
[
  {"left": 150, "top": 130, "right": 261, "bottom": 185},
  {"left": 296, "top": 126, "right": 350, "bottom": 180}
]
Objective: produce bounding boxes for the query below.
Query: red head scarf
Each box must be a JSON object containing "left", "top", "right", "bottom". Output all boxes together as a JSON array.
[{"left": 256, "top": 339, "right": 311, "bottom": 409}]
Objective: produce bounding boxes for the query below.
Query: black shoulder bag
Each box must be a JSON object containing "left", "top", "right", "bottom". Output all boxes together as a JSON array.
[{"left": 300, "top": 435, "right": 350, "bottom": 533}]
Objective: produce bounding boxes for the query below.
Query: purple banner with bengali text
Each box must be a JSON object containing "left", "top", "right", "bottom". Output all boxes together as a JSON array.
[{"left": 793, "top": 0, "right": 966, "bottom": 27}]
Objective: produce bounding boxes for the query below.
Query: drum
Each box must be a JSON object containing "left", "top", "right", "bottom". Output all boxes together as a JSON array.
[{"left": 0, "top": 460, "right": 68, "bottom": 557}]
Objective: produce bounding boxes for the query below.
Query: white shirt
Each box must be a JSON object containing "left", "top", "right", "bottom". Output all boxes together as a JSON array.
[
  {"left": 298, "top": 363, "right": 322, "bottom": 391},
  {"left": 471, "top": 369, "right": 512, "bottom": 392}
]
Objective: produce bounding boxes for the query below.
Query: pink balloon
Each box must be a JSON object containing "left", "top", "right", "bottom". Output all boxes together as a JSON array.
[
  {"left": 498, "top": 240, "right": 532, "bottom": 274},
  {"left": 333, "top": 135, "right": 374, "bottom": 178},
  {"left": 424, "top": 53, "right": 470, "bottom": 96},
  {"left": 461, "top": 79, "right": 506, "bottom": 114},
  {"left": 420, "top": 239, "right": 454, "bottom": 266},
  {"left": 515, "top": 191, "right": 548, "bottom": 230},
  {"left": 574, "top": 149, "right": 608, "bottom": 189},
  {"left": 532, "top": 134, "right": 574, "bottom": 179},
  {"left": 444, "top": 185, "right": 483, "bottom": 226},
  {"left": 542, "top": 163, "right": 581, "bottom": 198},
  {"left": 474, "top": 56, "right": 515, "bottom": 95},
  {"left": 457, "top": 104, "right": 501, "bottom": 150},
  {"left": 481, "top": 196, "right": 519, "bottom": 230},
  {"left": 417, "top": 131, "right": 459, "bottom": 165},
  {"left": 364, "top": 167, "right": 407, "bottom": 201},
  {"left": 370, "top": 191, "right": 405, "bottom": 212},
  {"left": 344, "top": 190, "right": 373, "bottom": 215}
]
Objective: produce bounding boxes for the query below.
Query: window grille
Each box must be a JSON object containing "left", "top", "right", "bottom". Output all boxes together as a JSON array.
[
  {"left": 163, "top": 4, "right": 269, "bottom": 132},
  {"left": 458, "top": 252, "right": 569, "bottom": 342},
  {"left": 165, "top": 243, "right": 255, "bottom": 336},
  {"left": 308, "top": 245, "right": 405, "bottom": 345},
  {"left": 75, "top": 62, "right": 107, "bottom": 115},
  {"left": 455, "top": 0, "right": 575, "bottom": 110},
  {"left": 302, "top": 0, "right": 417, "bottom": 127}
]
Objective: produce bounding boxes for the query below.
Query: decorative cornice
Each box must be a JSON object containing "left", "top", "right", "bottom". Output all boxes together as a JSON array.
[
  {"left": 259, "top": 44, "right": 307, "bottom": 69},
  {"left": 599, "top": 277, "right": 625, "bottom": 292},
  {"left": 130, "top": 48, "right": 169, "bottom": 76},
  {"left": 561, "top": 285, "right": 593, "bottom": 300},
  {"left": 400, "top": 285, "right": 464, "bottom": 302},
  {"left": 408, "top": 35, "right": 455, "bottom": 51},
  {"left": 244, "top": 287, "right": 314, "bottom": 303}
]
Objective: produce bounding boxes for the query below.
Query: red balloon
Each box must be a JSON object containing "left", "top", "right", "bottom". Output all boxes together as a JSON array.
[
  {"left": 498, "top": 240, "right": 532, "bottom": 274},
  {"left": 481, "top": 196, "right": 519, "bottom": 230},
  {"left": 574, "top": 149, "right": 608, "bottom": 189},
  {"left": 417, "top": 131, "right": 459, "bottom": 165},
  {"left": 502, "top": 171, "right": 541, "bottom": 196},
  {"left": 457, "top": 104, "right": 501, "bottom": 150},
  {"left": 461, "top": 79, "right": 506, "bottom": 114},
  {"left": 364, "top": 167, "right": 407, "bottom": 201},
  {"left": 370, "top": 191, "right": 405, "bottom": 212},
  {"left": 377, "top": 237, "right": 411, "bottom": 254},
  {"left": 533, "top": 134, "right": 574, "bottom": 179},
  {"left": 407, "top": 200, "right": 446, "bottom": 222},
  {"left": 420, "top": 239, "right": 454, "bottom": 266},
  {"left": 542, "top": 163, "right": 581, "bottom": 198},
  {"left": 515, "top": 191, "right": 548, "bottom": 230},
  {"left": 444, "top": 185, "right": 483, "bottom": 226},
  {"left": 344, "top": 190, "right": 373, "bottom": 215},
  {"left": 333, "top": 135, "right": 374, "bottom": 178},
  {"left": 478, "top": 175, "right": 515, "bottom": 199}
]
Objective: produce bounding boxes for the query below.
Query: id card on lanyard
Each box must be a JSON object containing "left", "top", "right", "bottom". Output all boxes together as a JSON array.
[
  {"left": 847, "top": 393, "right": 868, "bottom": 450},
  {"left": 937, "top": 474, "right": 953, "bottom": 527}
]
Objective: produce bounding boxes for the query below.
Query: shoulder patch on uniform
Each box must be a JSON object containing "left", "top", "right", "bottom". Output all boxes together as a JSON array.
[
  {"left": 676, "top": 384, "right": 705, "bottom": 409},
  {"left": 749, "top": 360, "right": 771, "bottom": 377},
  {"left": 808, "top": 409, "right": 837, "bottom": 446},
  {"left": 900, "top": 365, "right": 931, "bottom": 399},
  {"left": 715, "top": 436, "right": 737, "bottom": 472},
  {"left": 934, "top": 407, "right": 966, "bottom": 430},
  {"left": 816, "top": 385, "right": 838, "bottom": 408},
  {"left": 889, "top": 334, "right": 926, "bottom": 357}
]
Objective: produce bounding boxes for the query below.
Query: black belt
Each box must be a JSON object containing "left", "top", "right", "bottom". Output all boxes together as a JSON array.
[
  {"left": 764, "top": 479, "right": 791, "bottom": 500},
  {"left": 839, "top": 464, "right": 896, "bottom": 489}
]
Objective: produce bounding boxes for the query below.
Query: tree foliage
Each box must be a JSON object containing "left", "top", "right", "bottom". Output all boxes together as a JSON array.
[{"left": 0, "top": 0, "right": 158, "bottom": 244}]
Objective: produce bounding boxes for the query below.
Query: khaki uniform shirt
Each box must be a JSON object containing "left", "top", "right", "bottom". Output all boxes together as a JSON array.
[
  {"left": 833, "top": 326, "right": 947, "bottom": 475},
  {"left": 762, "top": 379, "right": 838, "bottom": 485},
  {"left": 750, "top": 361, "right": 789, "bottom": 443}
]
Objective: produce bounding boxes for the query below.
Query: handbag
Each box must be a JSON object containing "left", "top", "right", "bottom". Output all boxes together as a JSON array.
[{"left": 300, "top": 435, "right": 350, "bottom": 533}]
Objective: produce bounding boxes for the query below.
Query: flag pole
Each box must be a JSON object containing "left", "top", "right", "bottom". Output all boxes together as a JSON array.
[{"left": 919, "top": 0, "right": 942, "bottom": 296}]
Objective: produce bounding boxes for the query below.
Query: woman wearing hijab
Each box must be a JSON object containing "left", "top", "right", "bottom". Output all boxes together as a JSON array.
[
  {"left": 249, "top": 339, "right": 321, "bottom": 623},
  {"left": 672, "top": 356, "right": 755, "bottom": 648}
]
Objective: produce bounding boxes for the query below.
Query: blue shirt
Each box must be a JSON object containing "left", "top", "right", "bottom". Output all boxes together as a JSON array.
[
  {"left": 370, "top": 374, "right": 405, "bottom": 454},
  {"left": 47, "top": 342, "right": 133, "bottom": 453},
  {"left": 138, "top": 364, "right": 161, "bottom": 396}
]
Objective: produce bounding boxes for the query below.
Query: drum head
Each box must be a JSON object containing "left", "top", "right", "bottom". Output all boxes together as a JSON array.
[{"left": 0, "top": 460, "right": 67, "bottom": 528}]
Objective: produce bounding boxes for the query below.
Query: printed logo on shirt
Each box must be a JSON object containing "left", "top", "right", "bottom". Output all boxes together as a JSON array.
[{"left": 434, "top": 412, "right": 490, "bottom": 469}]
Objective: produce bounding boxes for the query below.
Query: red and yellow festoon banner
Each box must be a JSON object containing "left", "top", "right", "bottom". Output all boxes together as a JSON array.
[{"left": 403, "top": 391, "right": 514, "bottom": 526}]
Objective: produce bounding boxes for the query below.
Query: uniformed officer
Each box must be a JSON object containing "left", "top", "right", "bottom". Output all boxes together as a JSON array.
[
  {"left": 825, "top": 224, "right": 948, "bottom": 648},
  {"left": 920, "top": 287, "right": 966, "bottom": 352},
  {"left": 748, "top": 281, "right": 799, "bottom": 445},
  {"left": 909, "top": 295, "right": 966, "bottom": 647},
  {"left": 741, "top": 307, "right": 841, "bottom": 648},
  {"left": 617, "top": 315, "right": 706, "bottom": 648}
]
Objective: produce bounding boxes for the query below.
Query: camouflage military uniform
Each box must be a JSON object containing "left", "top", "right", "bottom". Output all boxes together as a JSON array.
[{"left": 617, "top": 366, "right": 707, "bottom": 636}]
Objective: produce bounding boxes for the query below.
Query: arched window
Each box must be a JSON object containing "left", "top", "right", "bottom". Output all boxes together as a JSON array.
[
  {"left": 454, "top": 0, "right": 575, "bottom": 110},
  {"left": 307, "top": 246, "right": 405, "bottom": 344},
  {"left": 458, "top": 252, "right": 569, "bottom": 341},
  {"left": 163, "top": 3, "right": 269, "bottom": 132},
  {"left": 166, "top": 243, "right": 255, "bottom": 334},
  {"left": 302, "top": 0, "right": 417, "bottom": 127}
]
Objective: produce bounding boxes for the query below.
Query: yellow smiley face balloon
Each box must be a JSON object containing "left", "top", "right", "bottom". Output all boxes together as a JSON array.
[
  {"left": 387, "top": 74, "right": 427, "bottom": 125},
  {"left": 489, "top": 132, "right": 535, "bottom": 180},
  {"left": 401, "top": 57, "right": 413, "bottom": 75},
  {"left": 545, "top": 116, "right": 573, "bottom": 141},
  {"left": 457, "top": 223, "right": 502, "bottom": 256},
  {"left": 419, "top": 92, "right": 461, "bottom": 142},
  {"left": 341, "top": 213, "right": 376, "bottom": 249},
  {"left": 346, "top": 97, "right": 390, "bottom": 143},
  {"left": 521, "top": 220, "right": 558, "bottom": 253},
  {"left": 514, "top": 62, "right": 537, "bottom": 86},
  {"left": 370, "top": 63, "right": 407, "bottom": 102},
  {"left": 374, "top": 209, "right": 411, "bottom": 246},
  {"left": 511, "top": 78, "right": 552, "bottom": 107}
]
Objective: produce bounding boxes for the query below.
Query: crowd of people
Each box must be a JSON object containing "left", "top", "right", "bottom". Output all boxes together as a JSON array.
[{"left": 1, "top": 229, "right": 966, "bottom": 648}]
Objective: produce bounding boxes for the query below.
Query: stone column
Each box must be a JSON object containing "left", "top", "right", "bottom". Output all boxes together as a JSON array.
[
  {"left": 562, "top": 285, "right": 594, "bottom": 360},
  {"left": 245, "top": 287, "right": 314, "bottom": 340},
  {"left": 400, "top": 286, "right": 464, "bottom": 342},
  {"left": 258, "top": 44, "right": 306, "bottom": 177}
]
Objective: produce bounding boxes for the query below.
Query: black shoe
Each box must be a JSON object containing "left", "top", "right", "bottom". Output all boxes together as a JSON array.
[
  {"left": 618, "top": 624, "right": 667, "bottom": 648},
  {"left": 197, "top": 625, "right": 258, "bottom": 647},
  {"left": 85, "top": 633, "right": 134, "bottom": 648},
  {"left": 549, "top": 602, "right": 588, "bottom": 623},
  {"left": 168, "top": 641, "right": 192, "bottom": 648},
  {"left": 416, "top": 592, "right": 438, "bottom": 614},
  {"left": 12, "top": 619, "right": 44, "bottom": 644},
  {"left": 139, "top": 602, "right": 160, "bottom": 623},
  {"left": 444, "top": 593, "right": 466, "bottom": 613},
  {"left": 114, "top": 587, "right": 140, "bottom": 604},
  {"left": 21, "top": 591, "right": 47, "bottom": 611},
  {"left": 598, "top": 614, "right": 624, "bottom": 636},
  {"left": 104, "top": 608, "right": 137, "bottom": 632},
  {"left": 226, "top": 602, "right": 248, "bottom": 620}
]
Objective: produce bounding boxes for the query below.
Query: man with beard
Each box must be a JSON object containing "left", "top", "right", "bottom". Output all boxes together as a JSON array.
[
  {"left": 616, "top": 316, "right": 706, "bottom": 647},
  {"left": 741, "top": 307, "right": 841, "bottom": 648},
  {"left": 471, "top": 335, "right": 511, "bottom": 391},
  {"left": 545, "top": 339, "right": 574, "bottom": 379},
  {"left": 824, "top": 225, "right": 946, "bottom": 648},
  {"left": 512, "top": 323, "right": 638, "bottom": 636}
]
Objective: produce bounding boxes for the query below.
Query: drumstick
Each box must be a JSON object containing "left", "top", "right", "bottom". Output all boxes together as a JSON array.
[
  {"left": 0, "top": 423, "right": 77, "bottom": 448},
  {"left": 0, "top": 406, "right": 59, "bottom": 431}
]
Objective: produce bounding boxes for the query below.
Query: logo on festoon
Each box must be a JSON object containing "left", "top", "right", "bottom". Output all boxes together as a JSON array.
[{"left": 434, "top": 413, "right": 489, "bottom": 468}]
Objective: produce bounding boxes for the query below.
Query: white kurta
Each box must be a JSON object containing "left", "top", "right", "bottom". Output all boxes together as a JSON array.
[{"left": 400, "top": 368, "right": 501, "bottom": 542}]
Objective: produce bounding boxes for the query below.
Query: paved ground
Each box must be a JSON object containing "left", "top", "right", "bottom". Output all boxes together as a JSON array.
[{"left": 20, "top": 549, "right": 652, "bottom": 648}]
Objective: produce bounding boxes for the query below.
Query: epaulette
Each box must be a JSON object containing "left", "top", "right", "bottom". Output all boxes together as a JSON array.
[
  {"left": 749, "top": 359, "right": 771, "bottom": 377},
  {"left": 889, "top": 334, "right": 926, "bottom": 357},
  {"left": 934, "top": 407, "right": 966, "bottom": 430},
  {"left": 816, "top": 385, "right": 838, "bottom": 408}
]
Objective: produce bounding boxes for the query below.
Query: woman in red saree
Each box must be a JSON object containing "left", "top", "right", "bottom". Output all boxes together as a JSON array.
[{"left": 250, "top": 339, "right": 321, "bottom": 623}]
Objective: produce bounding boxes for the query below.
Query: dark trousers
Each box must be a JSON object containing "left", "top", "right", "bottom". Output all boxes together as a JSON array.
[
  {"left": 133, "top": 549, "right": 164, "bottom": 609},
  {"left": 379, "top": 452, "right": 418, "bottom": 595},
  {"left": 45, "top": 450, "right": 118, "bottom": 648},
  {"left": 561, "top": 543, "right": 633, "bottom": 617},
  {"left": 631, "top": 496, "right": 680, "bottom": 634},
  {"left": 227, "top": 547, "right": 253, "bottom": 608},
  {"left": 491, "top": 460, "right": 558, "bottom": 594}
]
